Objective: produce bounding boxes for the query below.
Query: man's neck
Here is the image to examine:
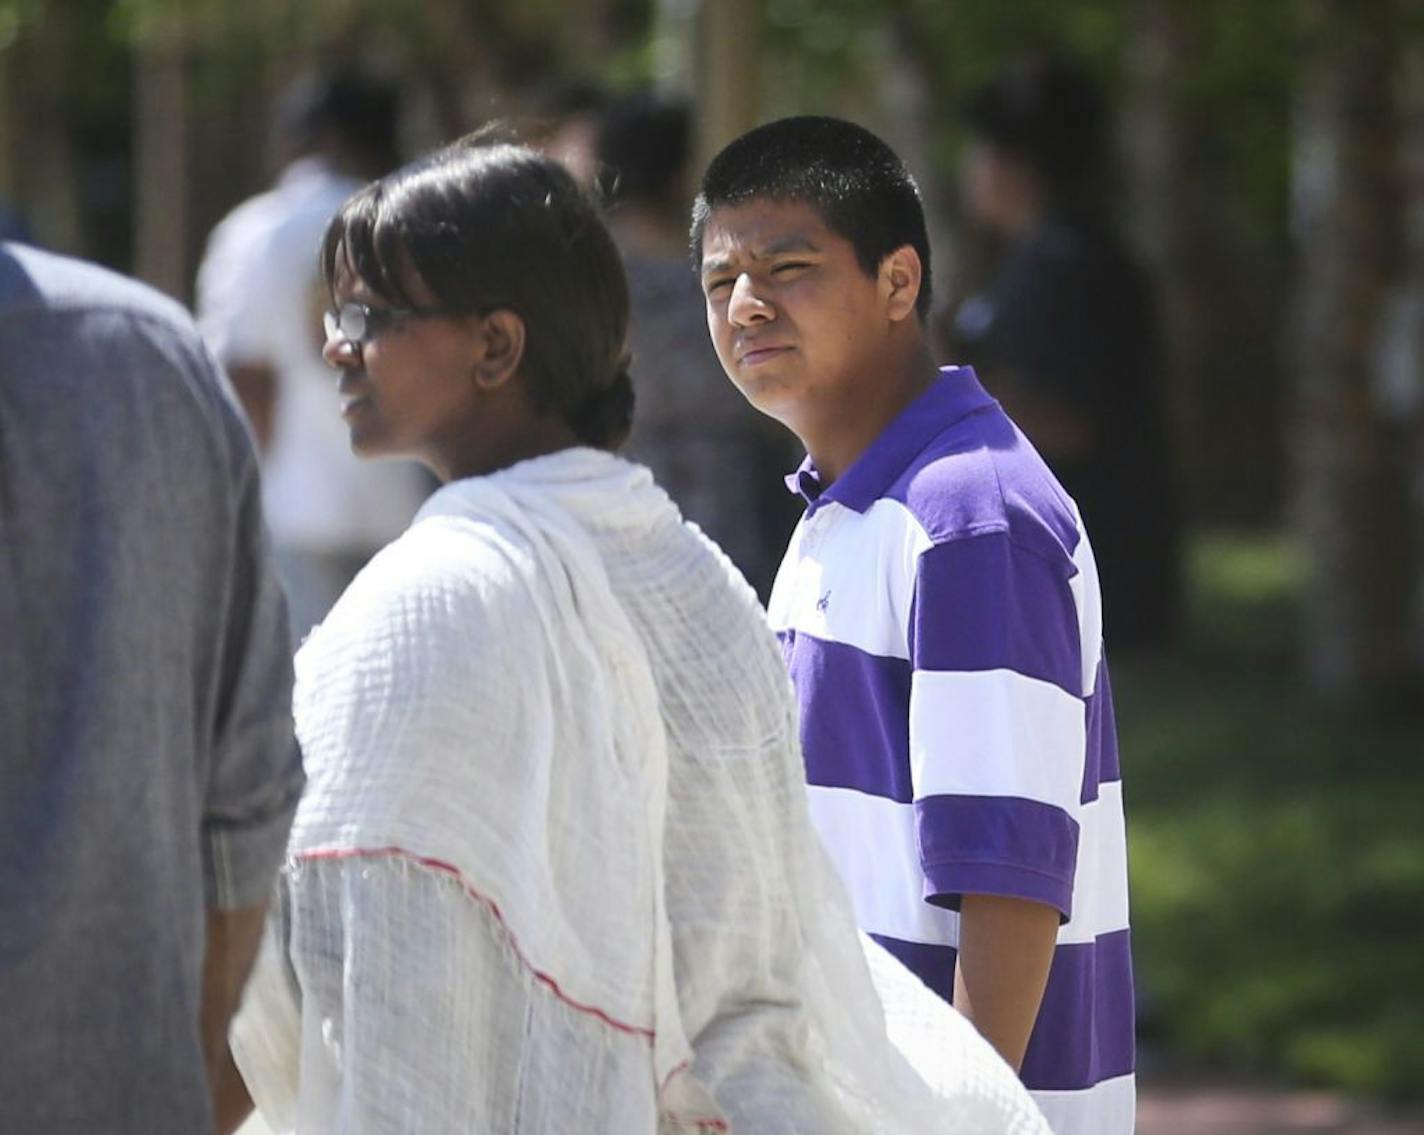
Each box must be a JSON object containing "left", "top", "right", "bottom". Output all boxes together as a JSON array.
[
  {"left": 798, "top": 341, "right": 941, "bottom": 485},
  {"left": 998, "top": 193, "right": 1047, "bottom": 242}
]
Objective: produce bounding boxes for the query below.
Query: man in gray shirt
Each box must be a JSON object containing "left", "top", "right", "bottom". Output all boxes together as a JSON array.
[{"left": 0, "top": 243, "right": 303, "bottom": 1132}]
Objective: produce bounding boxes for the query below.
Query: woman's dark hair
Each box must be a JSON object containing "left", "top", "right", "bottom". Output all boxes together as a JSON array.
[
  {"left": 690, "top": 115, "right": 932, "bottom": 320},
  {"left": 320, "top": 138, "right": 634, "bottom": 450}
]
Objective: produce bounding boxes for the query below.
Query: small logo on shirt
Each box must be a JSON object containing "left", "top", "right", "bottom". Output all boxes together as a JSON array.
[{"left": 816, "top": 590, "right": 832, "bottom": 613}]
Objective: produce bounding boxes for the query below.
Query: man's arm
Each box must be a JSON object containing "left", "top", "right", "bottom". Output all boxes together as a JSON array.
[
  {"left": 203, "top": 907, "right": 266, "bottom": 1132},
  {"left": 197, "top": 360, "right": 303, "bottom": 1127},
  {"left": 907, "top": 534, "right": 1087, "bottom": 1073},
  {"left": 952, "top": 893, "right": 1060, "bottom": 1071},
  {"left": 213, "top": 1045, "right": 256, "bottom": 1135},
  {"left": 227, "top": 362, "right": 277, "bottom": 453}
]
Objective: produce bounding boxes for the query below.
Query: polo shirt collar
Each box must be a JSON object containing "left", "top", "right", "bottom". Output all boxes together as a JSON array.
[{"left": 784, "top": 366, "right": 995, "bottom": 513}]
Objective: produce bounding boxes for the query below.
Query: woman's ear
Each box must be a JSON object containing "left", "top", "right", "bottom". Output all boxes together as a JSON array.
[
  {"left": 471, "top": 309, "right": 526, "bottom": 389},
  {"left": 880, "top": 245, "right": 923, "bottom": 324}
]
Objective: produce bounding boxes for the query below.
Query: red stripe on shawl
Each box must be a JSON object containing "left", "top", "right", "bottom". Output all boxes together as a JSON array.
[
  {"left": 297, "top": 844, "right": 655, "bottom": 1038},
  {"left": 296, "top": 846, "right": 731, "bottom": 1130}
]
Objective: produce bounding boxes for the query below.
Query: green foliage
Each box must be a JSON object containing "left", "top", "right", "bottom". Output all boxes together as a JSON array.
[
  {"left": 0, "top": 0, "right": 44, "bottom": 52},
  {"left": 1120, "top": 534, "right": 1424, "bottom": 1099},
  {"left": 105, "top": 0, "right": 425, "bottom": 45}
]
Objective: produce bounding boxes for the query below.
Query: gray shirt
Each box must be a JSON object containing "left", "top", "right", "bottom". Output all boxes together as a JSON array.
[{"left": 0, "top": 244, "right": 303, "bottom": 1133}]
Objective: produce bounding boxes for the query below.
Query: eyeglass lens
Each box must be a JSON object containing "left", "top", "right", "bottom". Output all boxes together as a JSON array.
[{"left": 324, "top": 304, "right": 370, "bottom": 345}]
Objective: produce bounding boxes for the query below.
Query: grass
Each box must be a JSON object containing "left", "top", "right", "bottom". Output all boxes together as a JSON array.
[{"left": 1116, "top": 533, "right": 1424, "bottom": 1100}]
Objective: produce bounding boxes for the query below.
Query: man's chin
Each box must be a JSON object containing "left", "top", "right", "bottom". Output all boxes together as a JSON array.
[{"left": 738, "top": 379, "right": 803, "bottom": 424}]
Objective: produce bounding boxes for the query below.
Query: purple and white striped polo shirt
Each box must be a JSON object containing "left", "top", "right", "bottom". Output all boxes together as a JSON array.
[{"left": 767, "top": 366, "right": 1135, "bottom": 1135}]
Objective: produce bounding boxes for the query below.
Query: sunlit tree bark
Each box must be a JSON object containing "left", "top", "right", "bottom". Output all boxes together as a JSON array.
[
  {"left": 133, "top": 14, "right": 189, "bottom": 299},
  {"left": 1292, "top": 0, "right": 1422, "bottom": 701}
]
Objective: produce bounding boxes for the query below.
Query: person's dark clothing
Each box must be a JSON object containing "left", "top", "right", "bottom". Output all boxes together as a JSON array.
[{"left": 954, "top": 215, "right": 1180, "bottom": 651}]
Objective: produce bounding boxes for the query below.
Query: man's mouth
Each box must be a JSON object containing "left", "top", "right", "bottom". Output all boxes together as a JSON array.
[{"left": 738, "top": 345, "right": 792, "bottom": 368}]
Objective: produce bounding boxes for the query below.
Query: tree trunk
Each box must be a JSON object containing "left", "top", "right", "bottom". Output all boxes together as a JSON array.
[
  {"left": 1292, "top": 0, "right": 1421, "bottom": 702},
  {"left": 653, "top": 0, "right": 698, "bottom": 97},
  {"left": 133, "top": 20, "right": 190, "bottom": 300},
  {"left": 694, "top": 0, "right": 761, "bottom": 173},
  {"left": 874, "top": 14, "right": 959, "bottom": 329},
  {"left": 1120, "top": 0, "right": 1194, "bottom": 485},
  {"left": 1385, "top": 30, "right": 1424, "bottom": 678},
  {"left": 0, "top": 37, "right": 14, "bottom": 206},
  {"left": 12, "top": 6, "right": 83, "bottom": 252}
]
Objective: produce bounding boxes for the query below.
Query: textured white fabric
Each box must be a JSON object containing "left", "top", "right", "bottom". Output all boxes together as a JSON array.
[{"left": 231, "top": 447, "right": 1050, "bottom": 1133}]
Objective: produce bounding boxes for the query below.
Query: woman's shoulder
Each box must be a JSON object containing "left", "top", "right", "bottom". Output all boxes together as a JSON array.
[{"left": 317, "top": 515, "right": 547, "bottom": 649}]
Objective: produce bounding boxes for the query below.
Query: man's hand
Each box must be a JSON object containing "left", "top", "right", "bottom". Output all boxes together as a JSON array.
[
  {"left": 202, "top": 905, "right": 267, "bottom": 1131},
  {"left": 953, "top": 892, "right": 1060, "bottom": 1072}
]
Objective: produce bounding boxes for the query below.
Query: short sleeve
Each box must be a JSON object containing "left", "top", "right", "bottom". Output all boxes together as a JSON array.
[{"left": 906, "top": 530, "right": 1086, "bottom": 920}]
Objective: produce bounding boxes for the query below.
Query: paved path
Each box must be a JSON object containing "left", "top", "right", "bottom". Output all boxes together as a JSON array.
[
  {"left": 238, "top": 1083, "right": 1424, "bottom": 1133},
  {"left": 1139, "top": 1083, "right": 1424, "bottom": 1134}
]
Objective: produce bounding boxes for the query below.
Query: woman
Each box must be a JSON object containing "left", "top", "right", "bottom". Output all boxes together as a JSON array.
[{"left": 224, "top": 138, "right": 1047, "bottom": 1134}]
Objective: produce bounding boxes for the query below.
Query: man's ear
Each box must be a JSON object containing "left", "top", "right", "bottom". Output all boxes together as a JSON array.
[
  {"left": 880, "top": 245, "right": 923, "bottom": 324},
  {"left": 471, "top": 309, "right": 527, "bottom": 389}
]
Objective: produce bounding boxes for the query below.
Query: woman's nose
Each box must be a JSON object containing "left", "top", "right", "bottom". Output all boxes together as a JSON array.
[{"left": 322, "top": 334, "right": 360, "bottom": 369}]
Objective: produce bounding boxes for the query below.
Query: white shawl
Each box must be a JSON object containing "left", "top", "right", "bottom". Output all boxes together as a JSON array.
[{"left": 232, "top": 447, "right": 1048, "bottom": 1134}]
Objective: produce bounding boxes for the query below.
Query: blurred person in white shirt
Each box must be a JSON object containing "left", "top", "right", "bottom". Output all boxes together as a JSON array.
[{"left": 196, "top": 67, "right": 430, "bottom": 644}]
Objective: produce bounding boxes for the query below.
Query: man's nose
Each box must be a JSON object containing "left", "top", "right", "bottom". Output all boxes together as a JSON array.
[{"left": 727, "top": 273, "right": 773, "bottom": 327}]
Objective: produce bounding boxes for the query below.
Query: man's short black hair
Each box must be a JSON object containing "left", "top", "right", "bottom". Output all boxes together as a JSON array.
[
  {"left": 691, "top": 116, "right": 932, "bottom": 320},
  {"left": 963, "top": 57, "right": 1104, "bottom": 196},
  {"left": 274, "top": 66, "right": 401, "bottom": 173},
  {"left": 595, "top": 90, "right": 690, "bottom": 208}
]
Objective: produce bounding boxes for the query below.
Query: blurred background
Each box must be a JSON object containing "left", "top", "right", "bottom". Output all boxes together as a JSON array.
[{"left": 2, "top": 1, "right": 1422, "bottom": 1130}]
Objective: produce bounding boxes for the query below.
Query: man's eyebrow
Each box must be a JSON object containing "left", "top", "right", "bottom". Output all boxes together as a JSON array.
[
  {"left": 763, "top": 236, "right": 820, "bottom": 257},
  {"left": 701, "top": 235, "right": 822, "bottom": 278}
]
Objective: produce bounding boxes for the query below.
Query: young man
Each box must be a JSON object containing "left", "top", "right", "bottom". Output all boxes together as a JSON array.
[{"left": 692, "top": 116, "right": 1135, "bottom": 1135}]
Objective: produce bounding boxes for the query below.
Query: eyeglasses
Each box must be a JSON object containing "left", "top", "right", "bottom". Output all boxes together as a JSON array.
[{"left": 322, "top": 301, "right": 456, "bottom": 348}]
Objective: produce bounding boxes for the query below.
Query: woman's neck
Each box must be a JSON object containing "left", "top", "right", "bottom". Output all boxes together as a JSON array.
[{"left": 435, "top": 414, "right": 583, "bottom": 484}]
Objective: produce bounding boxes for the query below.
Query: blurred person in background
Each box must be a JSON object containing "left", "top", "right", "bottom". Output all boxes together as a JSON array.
[
  {"left": 524, "top": 77, "right": 608, "bottom": 190},
  {"left": 0, "top": 198, "right": 35, "bottom": 245},
  {"left": 196, "top": 65, "right": 430, "bottom": 646},
  {"left": 0, "top": 241, "right": 302, "bottom": 1133},
  {"left": 595, "top": 89, "right": 798, "bottom": 599},
  {"left": 949, "top": 57, "right": 1180, "bottom": 652}
]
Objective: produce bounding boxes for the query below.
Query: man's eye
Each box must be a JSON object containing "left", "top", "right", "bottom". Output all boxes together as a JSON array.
[
  {"left": 772, "top": 261, "right": 810, "bottom": 275},
  {"left": 705, "top": 279, "right": 733, "bottom": 296}
]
